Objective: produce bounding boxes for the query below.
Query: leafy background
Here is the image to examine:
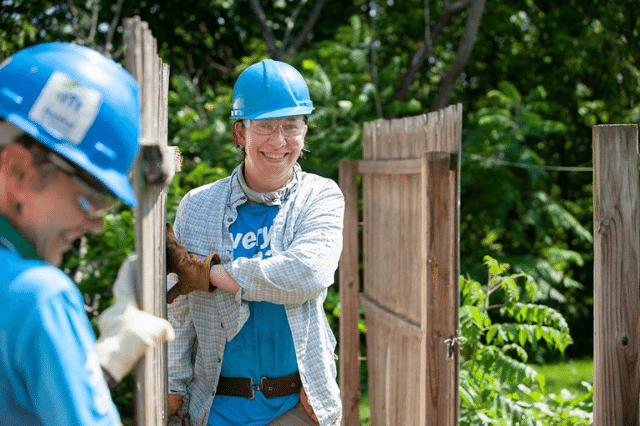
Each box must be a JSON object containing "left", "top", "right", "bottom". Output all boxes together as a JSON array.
[{"left": 2, "top": 0, "right": 639, "bottom": 423}]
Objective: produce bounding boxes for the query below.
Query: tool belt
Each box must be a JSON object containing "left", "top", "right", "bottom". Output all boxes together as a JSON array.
[{"left": 216, "top": 372, "right": 301, "bottom": 399}]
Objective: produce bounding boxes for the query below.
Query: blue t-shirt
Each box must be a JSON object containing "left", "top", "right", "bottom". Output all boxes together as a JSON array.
[
  {"left": 208, "top": 203, "right": 299, "bottom": 425},
  {"left": 0, "top": 216, "right": 120, "bottom": 425}
]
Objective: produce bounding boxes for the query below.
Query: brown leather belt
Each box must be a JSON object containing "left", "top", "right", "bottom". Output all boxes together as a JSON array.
[{"left": 216, "top": 372, "right": 301, "bottom": 399}]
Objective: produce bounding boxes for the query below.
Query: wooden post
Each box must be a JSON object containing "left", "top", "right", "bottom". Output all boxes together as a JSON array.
[
  {"left": 593, "top": 124, "right": 639, "bottom": 426},
  {"left": 422, "top": 152, "right": 459, "bottom": 425},
  {"left": 124, "top": 17, "right": 177, "bottom": 426},
  {"left": 339, "top": 160, "right": 361, "bottom": 425}
]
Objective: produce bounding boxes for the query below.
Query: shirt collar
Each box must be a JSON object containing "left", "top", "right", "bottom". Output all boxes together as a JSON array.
[
  {"left": 0, "top": 214, "right": 41, "bottom": 259},
  {"left": 231, "top": 162, "right": 301, "bottom": 206}
]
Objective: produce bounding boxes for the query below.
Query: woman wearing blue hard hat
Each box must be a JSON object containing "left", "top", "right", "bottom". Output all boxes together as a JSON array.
[
  {"left": 166, "top": 59, "right": 343, "bottom": 426},
  {"left": 0, "top": 42, "right": 174, "bottom": 425}
]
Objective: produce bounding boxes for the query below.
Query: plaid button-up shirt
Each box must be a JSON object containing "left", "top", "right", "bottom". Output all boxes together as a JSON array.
[{"left": 167, "top": 163, "right": 344, "bottom": 426}]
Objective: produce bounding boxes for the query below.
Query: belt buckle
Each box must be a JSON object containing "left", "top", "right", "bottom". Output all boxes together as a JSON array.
[{"left": 249, "top": 377, "right": 267, "bottom": 399}]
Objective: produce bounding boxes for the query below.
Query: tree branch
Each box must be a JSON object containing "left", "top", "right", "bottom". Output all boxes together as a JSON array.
[
  {"left": 431, "top": 0, "right": 486, "bottom": 111},
  {"left": 393, "top": 0, "right": 473, "bottom": 103},
  {"left": 424, "top": 0, "right": 432, "bottom": 51},
  {"left": 432, "top": 0, "right": 472, "bottom": 39},
  {"left": 66, "top": 0, "right": 87, "bottom": 41},
  {"left": 186, "top": 52, "right": 206, "bottom": 118},
  {"left": 248, "top": 0, "right": 282, "bottom": 59},
  {"left": 288, "top": 0, "right": 327, "bottom": 53},
  {"left": 449, "top": 0, "right": 474, "bottom": 14},
  {"left": 106, "top": 0, "right": 125, "bottom": 50},
  {"left": 282, "top": 0, "right": 307, "bottom": 51},
  {"left": 87, "top": 0, "right": 99, "bottom": 42},
  {"left": 248, "top": 0, "right": 326, "bottom": 58},
  {"left": 370, "top": 1, "right": 383, "bottom": 118}
]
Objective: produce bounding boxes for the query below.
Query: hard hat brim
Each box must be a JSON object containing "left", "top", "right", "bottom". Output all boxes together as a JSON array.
[
  {"left": 44, "top": 138, "right": 138, "bottom": 208},
  {"left": 232, "top": 105, "right": 314, "bottom": 121}
]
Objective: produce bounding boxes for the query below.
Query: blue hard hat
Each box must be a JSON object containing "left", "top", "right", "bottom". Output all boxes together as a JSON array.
[
  {"left": 230, "top": 59, "right": 314, "bottom": 120},
  {"left": 0, "top": 42, "right": 140, "bottom": 206}
]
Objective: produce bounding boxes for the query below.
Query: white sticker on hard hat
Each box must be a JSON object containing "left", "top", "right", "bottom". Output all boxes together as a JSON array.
[{"left": 28, "top": 71, "right": 102, "bottom": 145}]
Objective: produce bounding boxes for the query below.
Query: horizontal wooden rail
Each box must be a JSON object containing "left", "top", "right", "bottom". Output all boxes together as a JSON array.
[{"left": 358, "top": 158, "right": 422, "bottom": 175}]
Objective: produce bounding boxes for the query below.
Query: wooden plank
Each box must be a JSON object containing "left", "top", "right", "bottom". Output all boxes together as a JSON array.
[
  {"left": 593, "top": 124, "right": 639, "bottom": 426},
  {"left": 124, "top": 16, "right": 171, "bottom": 426},
  {"left": 364, "top": 314, "right": 384, "bottom": 425},
  {"left": 362, "top": 309, "right": 422, "bottom": 426},
  {"left": 339, "top": 160, "right": 361, "bottom": 426},
  {"left": 390, "top": 117, "right": 404, "bottom": 159},
  {"left": 363, "top": 173, "right": 422, "bottom": 322},
  {"left": 362, "top": 121, "right": 373, "bottom": 160},
  {"left": 360, "top": 293, "right": 422, "bottom": 340}
]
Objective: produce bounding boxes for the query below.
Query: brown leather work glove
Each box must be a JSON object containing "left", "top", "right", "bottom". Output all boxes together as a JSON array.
[
  {"left": 166, "top": 223, "right": 221, "bottom": 304},
  {"left": 168, "top": 393, "right": 189, "bottom": 426}
]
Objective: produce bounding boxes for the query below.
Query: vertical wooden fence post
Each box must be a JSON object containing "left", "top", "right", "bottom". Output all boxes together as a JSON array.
[
  {"left": 422, "top": 151, "right": 460, "bottom": 426},
  {"left": 124, "top": 16, "right": 177, "bottom": 426},
  {"left": 339, "top": 160, "right": 361, "bottom": 425},
  {"left": 593, "top": 124, "right": 639, "bottom": 426}
]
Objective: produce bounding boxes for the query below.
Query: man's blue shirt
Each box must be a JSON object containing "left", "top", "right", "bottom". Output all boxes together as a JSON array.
[{"left": 0, "top": 215, "right": 120, "bottom": 425}]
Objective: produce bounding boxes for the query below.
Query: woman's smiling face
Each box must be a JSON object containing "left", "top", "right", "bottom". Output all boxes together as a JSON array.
[{"left": 235, "top": 117, "right": 307, "bottom": 193}]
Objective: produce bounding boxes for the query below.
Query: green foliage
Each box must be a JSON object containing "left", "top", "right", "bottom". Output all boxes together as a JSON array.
[
  {"left": 459, "top": 256, "right": 591, "bottom": 425},
  {"left": 294, "top": 16, "right": 378, "bottom": 180},
  {"left": 460, "top": 0, "right": 638, "bottom": 357},
  {"left": 324, "top": 286, "right": 367, "bottom": 339},
  {"left": 62, "top": 210, "right": 136, "bottom": 320},
  {"left": 460, "top": 80, "right": 593, "bottom": 359}
]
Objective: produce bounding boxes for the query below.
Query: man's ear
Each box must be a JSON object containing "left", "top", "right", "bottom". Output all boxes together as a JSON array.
[{"left": 1, "top": 143, "right": 34, "bottom": 190}]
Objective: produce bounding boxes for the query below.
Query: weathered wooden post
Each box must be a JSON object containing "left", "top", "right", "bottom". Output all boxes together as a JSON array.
[
  {"left": 124, "top": 17, "right": 179, "bottom": 425},
  {"left": 422, "top": 150, "right": 460, "bottom": 425},
  {"left": 339, "top": 159, "right": 361, "bottom": 425},
  {"left": 593, "top": 124, "right": 639, "bottom": 426}
]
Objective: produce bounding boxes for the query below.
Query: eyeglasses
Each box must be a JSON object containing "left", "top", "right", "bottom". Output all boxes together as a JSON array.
[
  {"left": 243, "top": 117, "right": 307, "bottom": 137},
  {"left": 47, "top": 154, "right": 116, "bottom": 220}
]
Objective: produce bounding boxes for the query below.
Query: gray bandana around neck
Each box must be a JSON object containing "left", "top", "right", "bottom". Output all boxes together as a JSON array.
[{"left": 238, "top": 164, "right": 291, "bottom": 206}]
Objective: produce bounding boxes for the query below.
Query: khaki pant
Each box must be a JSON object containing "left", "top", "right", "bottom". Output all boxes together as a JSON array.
[{"left": 266, "top": 402, "right": 319, "bottom": 425}]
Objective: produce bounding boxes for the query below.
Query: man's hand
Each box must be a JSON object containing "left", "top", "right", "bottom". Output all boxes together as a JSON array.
[
  {"left": 168, "top": 393, "right": 189, "bottom": 426},
  {"left": 166, "top": 223, "right": 221, "bottom": 304},
  {"left": 96, "top": 254, "right": 175, "bottom": 383}
]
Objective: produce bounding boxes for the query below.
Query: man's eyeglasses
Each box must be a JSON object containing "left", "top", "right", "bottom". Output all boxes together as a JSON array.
[
  {"left": 48, "top": 154, "right": 116, "bottom": 220},
  {"left": 243, "top": 117, "right": 306, "bottom": 137}
]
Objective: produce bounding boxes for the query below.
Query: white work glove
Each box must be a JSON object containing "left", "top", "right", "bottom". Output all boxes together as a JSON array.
[{"left": 96, "top": 253, "right": 175, "bottom": 382}]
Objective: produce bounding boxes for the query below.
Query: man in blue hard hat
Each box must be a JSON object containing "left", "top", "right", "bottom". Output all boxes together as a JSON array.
[
  {"left": 0, "top": 43, "right": 174, "bottom": 425},
  {"left": 165, "top": 59, "right": 343, "bottom": 425}
]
